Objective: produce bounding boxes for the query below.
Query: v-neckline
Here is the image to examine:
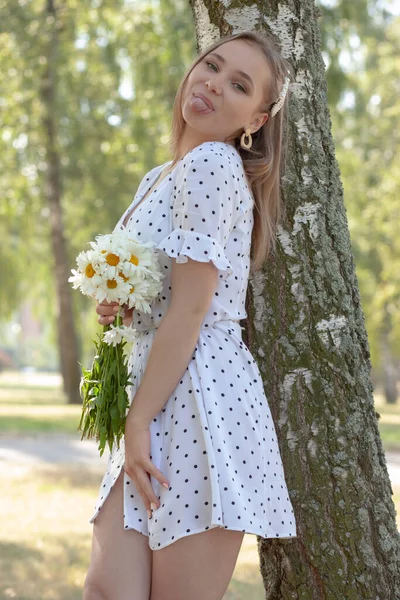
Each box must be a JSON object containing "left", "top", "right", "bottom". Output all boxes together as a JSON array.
[{"left": 121, "top": 160, "right": 175, "bottom": 228}]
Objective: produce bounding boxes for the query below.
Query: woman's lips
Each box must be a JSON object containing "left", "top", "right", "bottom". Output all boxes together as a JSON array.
[
  {"left": 195, "top": 94, "right": 214, "bottom": 110},
  {"left": 190, "top": 94, "right": 214, "bottom": 114}
]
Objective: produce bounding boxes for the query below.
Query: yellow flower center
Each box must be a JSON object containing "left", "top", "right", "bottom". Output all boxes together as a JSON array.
[
  {"left": 129, "top": 285, "right": 135, "bottom": 293},
  {"left": 106, "top": 252, "right": 120, "bottom": 266},
  {"left": 85, "top": 264, "right": 95, "bottom": 278},
  {"left": 101, "top": 250, "right": 106, "bottom": 254},
  {"left": 129, "top": 254, "right": 139, "bottom": 266},
  {"left": 119, "top": 273, "right": 129, "bottom": 282},
  {"left": 107, "top": 279, "right": 118, "bottom": 289}
]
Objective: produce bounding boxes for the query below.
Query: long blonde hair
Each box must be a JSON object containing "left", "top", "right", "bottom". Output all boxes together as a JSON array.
[{"left": 168, "top": 31, "right": 293, "bottom": 273}]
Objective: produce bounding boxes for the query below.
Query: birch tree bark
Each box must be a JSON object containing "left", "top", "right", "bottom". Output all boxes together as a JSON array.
[
  {"left": 190, "top": 1, "right": 400, "bottom": 598},
  {"left": 41, "top": 0, "right": 81, "bottom": 404}
]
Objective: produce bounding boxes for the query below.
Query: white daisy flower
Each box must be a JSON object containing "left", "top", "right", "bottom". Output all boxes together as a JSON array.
[
  {"left": 68, "top": 269, "right": 84, "bottom": 290},
  {"left": 80, "top": 273, "right": 104, "bottom": 298},
  {"left": 70, "top": 230, "right": 164, "bottom": 308},
  {"left": 70, "top": 228, "right": 166, "bottom": 457},
  {"left": 103, "top": 325, "right": 138, "bottom": 347},
  {"left": 94, "top": 275, "right": 131, "bottom": 304},
  {"left": 74, "top": 249, "right": 100, "bottom": 278}
]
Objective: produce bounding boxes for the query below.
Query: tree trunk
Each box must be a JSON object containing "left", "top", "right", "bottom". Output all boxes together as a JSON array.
[
  {"left": 40, "top": 0, "right": 81, "bottom": 404},
  {"left": 190, "top": 1, "right": 400, "bottom": 598}
]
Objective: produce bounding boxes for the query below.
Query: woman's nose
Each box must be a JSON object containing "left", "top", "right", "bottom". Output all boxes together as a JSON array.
[{"left": 205, "top": 77, "right": 222, "bottom": 94}]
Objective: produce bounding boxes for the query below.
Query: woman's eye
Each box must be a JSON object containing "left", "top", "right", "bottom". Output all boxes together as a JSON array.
[
  {"left": 205, "top": 61, "right": 246, "bottom": 93},
  {"left": 233, "top": 82, "right": 246, "bottom": 93},
  {"left": 205, "top": 61, "right": 218, "bottom": 71}
]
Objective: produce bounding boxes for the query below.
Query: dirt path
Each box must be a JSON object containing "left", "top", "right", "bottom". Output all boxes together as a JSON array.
[
  {"left": 0, "top": 434, "right": 108, "bottom": 470},
  {"left": 1, "top": 434, "right": 399, "bottom": 486}
]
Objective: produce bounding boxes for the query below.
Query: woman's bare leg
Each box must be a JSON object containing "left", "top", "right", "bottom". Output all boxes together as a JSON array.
[
  {"left": 83, "top": 470, "right": 152, "bottom": 600},
  {"left": 150, "top": 527, "right": 244, "bottom": 600}
]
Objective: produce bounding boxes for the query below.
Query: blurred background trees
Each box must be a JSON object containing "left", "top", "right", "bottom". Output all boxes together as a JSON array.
[{"left": 0, "top": 0, "right": 398, "bottom": 403}]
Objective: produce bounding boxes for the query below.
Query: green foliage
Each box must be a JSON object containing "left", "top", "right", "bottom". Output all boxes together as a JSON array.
[
  {"left": 0, "top": 0, "right": 195, "bottom": 358},
  {"left": 317, "top": 0, "right": 392, "bottom": 111},
  {"left": 327, "top": 15, "right": 400, "bottom": 373},
  {"left": 2, "top": 0, "right": 398, "bottom": 387},
  {"left": 78, "top": 323, "right": 133, "bottom": 456}
]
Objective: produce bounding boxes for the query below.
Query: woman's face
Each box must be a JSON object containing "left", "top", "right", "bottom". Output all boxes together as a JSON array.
[{"left": 180, "top": 39, "right": 270, "bottom": 143}]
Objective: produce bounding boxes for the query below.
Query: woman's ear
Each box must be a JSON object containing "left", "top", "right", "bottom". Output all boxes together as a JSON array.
[{"left": 250, "top": 112, "right": 269, "bottom": 134}]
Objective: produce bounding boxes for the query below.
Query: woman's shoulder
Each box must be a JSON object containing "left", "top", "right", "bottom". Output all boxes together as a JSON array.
[
  {"left": 185, "top": 140, "right": 241, "bottom": 166},
  {"left": 175, "top": 141, "right": 244, "bottom": 184},
  {"left": 173, "top": 141, "right": 253, "bottom": 212}
]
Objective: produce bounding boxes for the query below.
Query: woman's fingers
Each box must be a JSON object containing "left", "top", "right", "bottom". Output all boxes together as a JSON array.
[
  {"left": 95, "top": 300, "right": 134, "bottom": 326},
  {"left": 135, "top": 469, "right": 160, "bottom": 509},
  {"left": 97, "top": 312, "right": 118, "bottom": 325},
  {"left": 96, "top": 301, "right": 123, "bottom": 325},
  {"left": 128, "top": 471, "right": 152, "bottom": 513},
  {"left": 95, "top": 301, "right": 119, "bottom": 316},
  {"left": 125, "top": 462, "right": 169, "bottom": 512},
  {"left": 127, "top": 468, "right": 158, "bottom": 517},
  {"left": 101, "top": 302, "right": 133, "bottom": 326},
  {"left": 147, "top": 462, "right": 169, "bottom": 491}
]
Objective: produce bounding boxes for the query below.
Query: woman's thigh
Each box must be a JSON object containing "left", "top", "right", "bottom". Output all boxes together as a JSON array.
[
  {"left": 83, "top": 470, "right": 152, "bottom": 600},
  {"left": 150, "top": 527, "right": 244, "bottom": 600}
]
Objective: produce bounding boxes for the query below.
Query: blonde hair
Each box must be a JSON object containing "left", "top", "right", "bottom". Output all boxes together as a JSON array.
[{"left": 168, "top": 30, "right": 293, "bottom": 273}]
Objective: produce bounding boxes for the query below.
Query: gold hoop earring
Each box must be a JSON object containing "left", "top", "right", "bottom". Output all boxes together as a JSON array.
[{"left": 240, "top": 128, "right": 252, "bottom": 150}]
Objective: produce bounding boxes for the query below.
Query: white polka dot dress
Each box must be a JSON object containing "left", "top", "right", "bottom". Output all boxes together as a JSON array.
[{"left": 89, "top": 141, "right": 297, "bottom": 550}]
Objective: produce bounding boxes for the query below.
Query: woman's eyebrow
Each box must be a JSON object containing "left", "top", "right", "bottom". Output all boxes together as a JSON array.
[{"left": 207, "top": 52, "right": 255, "bottom": 91}]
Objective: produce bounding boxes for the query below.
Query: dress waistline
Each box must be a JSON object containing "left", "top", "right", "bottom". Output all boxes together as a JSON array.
[
  {"left": 126, "top": 319, "right": 245, "bottom": 388},
  {"left": 131, "top": 318, "right": 245, "bottom": 337}
]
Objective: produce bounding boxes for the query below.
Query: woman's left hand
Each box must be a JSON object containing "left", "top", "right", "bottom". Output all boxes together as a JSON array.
[
  {"left": 124, "top": 417, "right": 169, "bottom": 516},
  {"left": 95, "top": 300, "right": 133, "bottom": 326}
]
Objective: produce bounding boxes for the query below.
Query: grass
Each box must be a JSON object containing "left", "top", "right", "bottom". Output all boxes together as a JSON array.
[
  {"left": 1, "top": 464, "right": 399, "bottom": 600},
  {"left": 0, "top": 464, "right": 106, "bottom": 600},
  {"left": 0, "top": 404, "right": 82, "bottom": 435},
  {"left": 0, "top": 464, "right": 266, "bottom": 600},
  {"left": 0, "top": 373, "right": 81, "bottom": 435},
  {"left": 376, "top": 423, "right": 400, "bottom": 451},
  {"left": 1, "top": 370, "right": 399, "bottom": 450},
  {"left": 0, "top": 370, "right": 399, "bottom": 599},
  {"left": 0, "top": 371, "right": 266, "bottom": 599}
]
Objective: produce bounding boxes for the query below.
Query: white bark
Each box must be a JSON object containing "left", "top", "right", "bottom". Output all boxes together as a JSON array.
[{"left": 190, "top": 1, "right": 400, "bottom": 598}]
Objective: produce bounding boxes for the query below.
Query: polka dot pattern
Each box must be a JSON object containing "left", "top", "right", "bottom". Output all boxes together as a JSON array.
[
  {"left": 88, "top": 141, "right": 297, "bottom": 550},
  {"left": 158, "top": 229, "right": 233, "bottom": 277},
  {"left": 155, "top": 146, "right": 240, "bottom": 278}
]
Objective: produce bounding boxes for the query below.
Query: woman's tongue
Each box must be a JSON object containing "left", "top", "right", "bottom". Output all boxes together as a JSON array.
[{"left": 190, "top": 95, "right": 213, "bottom": 113}]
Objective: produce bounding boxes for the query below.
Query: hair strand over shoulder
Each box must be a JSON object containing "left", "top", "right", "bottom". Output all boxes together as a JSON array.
[{"left": 169, "top": 30, "right": 293, "bottom": 274}]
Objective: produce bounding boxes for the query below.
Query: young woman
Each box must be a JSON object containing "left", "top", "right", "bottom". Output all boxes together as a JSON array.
[{"left": 83, "top": 30, "right": 297, "bottom": 600}]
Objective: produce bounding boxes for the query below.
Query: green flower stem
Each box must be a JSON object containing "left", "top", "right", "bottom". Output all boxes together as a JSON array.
[
  {"left": 77, "top": 304, "right": 133, "bottom": 457},
  {"left": 115, "top": 305, "right": 123, "bottom": 328}
]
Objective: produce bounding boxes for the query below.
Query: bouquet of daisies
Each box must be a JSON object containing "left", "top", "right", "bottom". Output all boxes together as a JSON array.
[{"left": 68, "top": 226, "right": 164, "bottom": 456}]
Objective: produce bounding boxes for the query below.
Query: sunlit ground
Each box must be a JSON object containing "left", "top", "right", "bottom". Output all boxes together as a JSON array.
[
  {"left": 0, "top": 463, "right": 266, "bottom": 600},
  {"left": 0, "top": 370, "right": 399, "bottom": 599}
]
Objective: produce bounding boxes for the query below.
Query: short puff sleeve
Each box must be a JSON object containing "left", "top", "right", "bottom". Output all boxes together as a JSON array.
[{"left": 156, "top": 148, "right": 240, "bottom": 279}]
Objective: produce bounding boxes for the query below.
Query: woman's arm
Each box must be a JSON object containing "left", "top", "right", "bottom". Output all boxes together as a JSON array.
[
  {"left": 122, "top": 259, "right": 218, "bottom": 514},
  {"left": 126, "top": 306, "right": 202, "bottom": 427},
  {"left": 126, "top": 257, "right": 219, "bottom": 427},
  {"left": 121, "top": 147, "right": 240, "bottom": 512}
]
